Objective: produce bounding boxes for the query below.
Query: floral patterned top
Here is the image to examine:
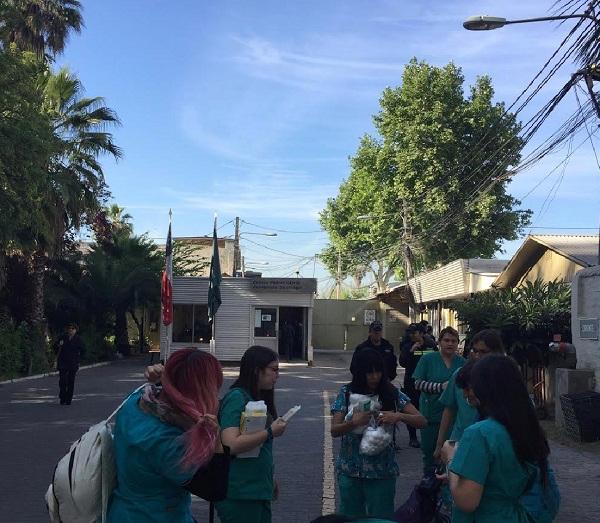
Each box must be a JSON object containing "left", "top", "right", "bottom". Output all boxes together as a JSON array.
[{"left": 330, "top": 384, "right": 411, "bottom": 479}]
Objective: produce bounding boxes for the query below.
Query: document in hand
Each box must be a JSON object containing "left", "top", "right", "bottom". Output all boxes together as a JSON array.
[{"left": 281, "top": 405, "right": 301, "bottom": 422}]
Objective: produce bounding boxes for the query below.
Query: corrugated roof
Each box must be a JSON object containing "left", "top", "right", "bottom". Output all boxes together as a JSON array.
[
  {"left": 530, "top": 235, "right": 599, "bottom": 267},
  {"left": 493, "top": 234, "right": 598, "bottom": 288}
]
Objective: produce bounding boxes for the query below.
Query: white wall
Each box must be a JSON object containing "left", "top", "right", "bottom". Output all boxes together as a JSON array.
[{"left": 571, "top": 266, "right": 600, "bottom": 390}]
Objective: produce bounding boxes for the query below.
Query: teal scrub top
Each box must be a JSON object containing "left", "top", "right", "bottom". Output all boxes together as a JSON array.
[
  {"left": 219, "top": 388, "right": 274, "bottom": 500},
  {"left": 413, "top": 351, "right": 465, "bottom": 423},
  {"left": 107, "top": 390, "right": 196, "bottom": 523},
  {"left": 439, "top": 368, "right": 478, "bottom": 441},
  {"left": 449, "top": 418, "right": 532, "bottom": 523}
]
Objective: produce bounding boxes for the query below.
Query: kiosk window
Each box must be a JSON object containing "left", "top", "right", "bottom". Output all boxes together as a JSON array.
[
  {"left": 173, "top": 304, "right": 211, "bottom": 343},
  {"left": 255, "top": 308, "right": 277, "bottom": 337}
]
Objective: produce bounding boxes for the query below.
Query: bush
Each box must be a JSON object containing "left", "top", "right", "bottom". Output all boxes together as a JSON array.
[
  {"left": 0, "top": 319, "right": 29, "bottom": 379},
  {"left": 451, "top": 278, "right": 571, "bottom": 365}
]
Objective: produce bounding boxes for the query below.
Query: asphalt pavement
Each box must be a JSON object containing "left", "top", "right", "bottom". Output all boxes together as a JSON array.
[{"left": 0, "top": 351, "right": 597, "bottom": 522}]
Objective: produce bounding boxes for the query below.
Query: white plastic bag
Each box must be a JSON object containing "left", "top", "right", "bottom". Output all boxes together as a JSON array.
[
  {"left": 359, "top": 420, "right": 392, "bottom": 456},
  {"left": 344, "top": 393, "right": 381, "bottom": 435}
]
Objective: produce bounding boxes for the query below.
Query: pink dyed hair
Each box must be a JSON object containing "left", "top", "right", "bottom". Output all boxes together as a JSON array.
[{"left": 160, "top": 348, "right": 223, "bottom": 469}]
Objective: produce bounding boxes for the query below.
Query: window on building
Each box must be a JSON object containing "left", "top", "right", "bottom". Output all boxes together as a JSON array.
[
  {"left": 254, "top": 307, "right": 277, "bottom": 337},
  {"left": 173, "top": 304, "right": 211, "bottom": 343}
]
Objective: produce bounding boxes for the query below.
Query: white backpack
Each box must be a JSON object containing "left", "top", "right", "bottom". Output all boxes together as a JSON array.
[{"left": 45, "top": 385, "right": 144, "bottom": 523}]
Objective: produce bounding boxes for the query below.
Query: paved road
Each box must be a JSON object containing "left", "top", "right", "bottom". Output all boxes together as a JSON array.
[{"left": 0, "top": 351, "right": 598, "bottom": 522}]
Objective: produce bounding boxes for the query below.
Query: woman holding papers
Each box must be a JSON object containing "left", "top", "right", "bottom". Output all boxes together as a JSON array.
[{"left": 216, "top": 346, "right": 288, "bottom": 523}]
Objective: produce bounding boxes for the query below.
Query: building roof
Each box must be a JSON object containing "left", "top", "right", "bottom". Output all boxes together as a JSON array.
[
  {"left": 377, "top": 258, "right": 508, "bottom": 304},
  {"left": 494, "top": 234, "right": 598, "bottom": 288}
]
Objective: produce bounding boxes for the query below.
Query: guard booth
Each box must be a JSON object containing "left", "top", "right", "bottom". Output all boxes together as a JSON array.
[{"left": 160, "top": 277, "right": 317, "bottom": 362}]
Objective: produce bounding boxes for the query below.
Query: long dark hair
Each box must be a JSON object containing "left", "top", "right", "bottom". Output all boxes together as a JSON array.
[
  {"left": 349, "top": 349, "right": 397, "bottom": 411},
  {"left": 470, "top": 355, "right": 549, "bottom": 482},
  {"left": 231, "top": 345, "right": 278, "bottom": 418}
]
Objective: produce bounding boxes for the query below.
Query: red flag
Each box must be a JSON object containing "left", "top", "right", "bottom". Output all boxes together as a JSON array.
[{"left": 161, "top": 223, "right": 173, "bottom": 326}]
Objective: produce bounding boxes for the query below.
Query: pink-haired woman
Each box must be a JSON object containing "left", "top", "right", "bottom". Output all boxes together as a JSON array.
[{"left": 107, "top": 349, "right": 229, "bottom": 523}]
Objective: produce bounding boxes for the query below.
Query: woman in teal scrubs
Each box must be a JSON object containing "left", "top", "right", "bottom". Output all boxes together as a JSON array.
[
  {"left": 331, "top": 349, "right": 426, "bottom": 519},
  {"left": 217, "top": 346, "right": 288, "bottom": 523},
  {"left": 108, "top": 349, "right": 229, "bottom": 523},
  {"left": 441, "top": 355, "right": 551, "bottom": 523},
  {"left": 434, "top": 329, "right": 506, "bottom": 458},
  {"left": 412, "top": 326, "right": 465, "bottom": 473}
]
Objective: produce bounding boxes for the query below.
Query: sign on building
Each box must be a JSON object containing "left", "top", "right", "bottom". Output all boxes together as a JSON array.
[
  {"left": 579, "top": 318, "right": 599, "bottom": 340},
  {"left": 364, "top": 309, "right": 376, "bottom": 325}
]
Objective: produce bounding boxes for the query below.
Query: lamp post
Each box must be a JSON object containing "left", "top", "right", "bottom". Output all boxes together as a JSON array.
[{"left": 463, "top": 13, "right": 597, "bottom": 31}]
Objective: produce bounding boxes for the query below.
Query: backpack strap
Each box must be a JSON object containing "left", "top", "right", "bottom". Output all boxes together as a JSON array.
[{"left": 107, "top": 384, "right": 146, "bottom": 423}]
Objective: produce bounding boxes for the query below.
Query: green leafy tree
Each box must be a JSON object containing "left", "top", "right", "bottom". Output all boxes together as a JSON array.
[{"left": 321, "top": 59, "right": 531, "bottom": 290}]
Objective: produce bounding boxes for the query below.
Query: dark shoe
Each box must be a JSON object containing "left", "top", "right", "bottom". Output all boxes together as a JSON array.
[{"left": 409, "top": 438, "right": 421, "bottom": 448}]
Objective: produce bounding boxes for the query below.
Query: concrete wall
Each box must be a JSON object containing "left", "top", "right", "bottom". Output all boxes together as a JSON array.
[
  {"left": 312, "top": 299, "right": 409, "bottom": 351},
  {"left": 520, "top": 249, "right": 584, "bottom": 285},
  {"left": 571, "top": 266, "right": 600, "bottom": 389}
]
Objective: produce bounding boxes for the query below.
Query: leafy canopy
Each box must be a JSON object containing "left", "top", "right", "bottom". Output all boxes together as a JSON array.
[{"left": 320, "top": 59, "right": 531, "bottom": 290}]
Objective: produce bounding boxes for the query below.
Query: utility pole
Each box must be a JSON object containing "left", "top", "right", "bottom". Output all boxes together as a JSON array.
[
  {"left": 234, "top": 216, "right": 241, "bottom": 276},
  {"left": 401, "top": 200, "right": 414, "bottom": 279},
  {"left": 336, "top": 250, "right": 342, "bottom": 299}
]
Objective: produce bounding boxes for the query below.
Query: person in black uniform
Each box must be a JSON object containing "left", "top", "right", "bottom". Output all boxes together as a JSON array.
[
  {"left": 399, "top": 323, "right": 437, "bottom": 447},
  {"left": 350, "top": 320, "right": 397, "bottom": 381},
  {"left": 53, "top": 322, "right": 85, "bottom": 405}
]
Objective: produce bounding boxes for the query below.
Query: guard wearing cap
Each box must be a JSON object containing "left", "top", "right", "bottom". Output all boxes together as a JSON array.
[{"left": 350, "top": 320, "right": 397, "bottom": 381}]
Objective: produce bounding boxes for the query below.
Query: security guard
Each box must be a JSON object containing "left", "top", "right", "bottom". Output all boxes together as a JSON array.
[{"left": 350, "top": 320, "right": 397, "bottom": 381}]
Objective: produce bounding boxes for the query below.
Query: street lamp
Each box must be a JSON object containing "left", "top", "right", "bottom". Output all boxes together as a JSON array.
[{"left": 463, "top": 13, "right": 597, "bottom": 31}]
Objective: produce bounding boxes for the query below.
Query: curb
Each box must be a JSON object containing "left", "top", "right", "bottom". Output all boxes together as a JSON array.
[{"left": 0, "top": 361, "right": 112, "bottom": 385}]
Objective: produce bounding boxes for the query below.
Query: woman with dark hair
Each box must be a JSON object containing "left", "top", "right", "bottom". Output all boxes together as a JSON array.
[
  {"left": 331, "top": 349, "right": 426, "bottom": 519},
  {"left": 441, "top": 354, "right": 551, "bottom": 522},
  {"left": 434, "top": 329, "right": 505, "bottom": 459},
  {"left": 108, "top": 348, "right": 229, "bottom": 522},
  {"left": 216, "top": 346, "right": 288, "bottom": 523}
]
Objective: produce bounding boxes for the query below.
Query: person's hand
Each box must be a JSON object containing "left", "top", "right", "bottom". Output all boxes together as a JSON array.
[
  {"left": 433, "top": 443, "right": 443, "bottom": 462},
  {"left": 270, "top": 418, "right": 287, "bottom": 437},
  {"left": 144, "top": 363, "right": 164, "bottom": 383},
  {"left": 440, "top": 440, "right": 457, "bottom": 465},
  {"left": 441, "top": 381, "right": 449, "bottom": 391},
  {"left": 350, "top": 410, "right": 371, "bottom": 428},
  {"left": 410, "top": 342, "right": 422, "bottom": 353},
  {"left": 273, "top": 480, "right": 280, "bottom": 501},
  {"left": 378, "top": 411, "right": 400, "bottom": 425}
]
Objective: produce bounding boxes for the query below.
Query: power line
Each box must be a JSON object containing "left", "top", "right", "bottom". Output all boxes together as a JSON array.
[{"left": 240, "top": 220, "right": 325, "bottom": 234}]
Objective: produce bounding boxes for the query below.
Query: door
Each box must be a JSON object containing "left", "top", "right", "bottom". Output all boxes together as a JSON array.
[{"left": 278, "top": 307, "right": 306, "bottom": 360}]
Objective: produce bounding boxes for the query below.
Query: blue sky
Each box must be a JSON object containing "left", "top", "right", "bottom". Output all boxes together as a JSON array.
[{"left": 59, "top": 1, "right": 600, "bottom": 291}]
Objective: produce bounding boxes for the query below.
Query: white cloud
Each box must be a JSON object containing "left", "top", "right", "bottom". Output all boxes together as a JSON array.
[{"left": 177, "top": 168, "right": 338, "bottom": 220}]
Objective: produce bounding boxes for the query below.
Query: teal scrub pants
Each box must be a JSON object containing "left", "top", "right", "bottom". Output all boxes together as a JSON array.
[
  {"left": 420, "top": 422, "right": 440, "bottom": 473},
  {"left": 215, "top": 499, "right": 271, "bottom": 523},
  {"left": 338, "top": 473, "right": 396, "bottom": 519}
]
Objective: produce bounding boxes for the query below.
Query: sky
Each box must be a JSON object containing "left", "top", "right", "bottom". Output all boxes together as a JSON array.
[{"left": 58, "top": 0, "right": 600, "bottom": 293}]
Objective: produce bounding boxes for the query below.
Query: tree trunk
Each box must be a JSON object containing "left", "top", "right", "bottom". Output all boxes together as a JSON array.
[
  {"left": 27, "top": 250, "right": 48, "bottom": 374},
  {"left": 115, "top": 305, "right": 130, "bottom": 356}
]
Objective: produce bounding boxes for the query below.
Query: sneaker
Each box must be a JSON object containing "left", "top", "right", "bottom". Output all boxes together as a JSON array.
[{"left": 409, "top": 438, "right": 421, "bottom": 448}]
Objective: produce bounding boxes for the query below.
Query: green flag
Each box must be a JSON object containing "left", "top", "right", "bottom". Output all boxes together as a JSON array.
[{"left": 208, "top": 220, "right": 222, "bottom": 324}]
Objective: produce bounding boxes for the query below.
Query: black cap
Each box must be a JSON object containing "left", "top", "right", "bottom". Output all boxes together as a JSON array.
[{"left": 369, "top": 320, "right": 383, "bottom": 331}]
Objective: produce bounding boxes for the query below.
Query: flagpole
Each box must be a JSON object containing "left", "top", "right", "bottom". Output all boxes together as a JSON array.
[{"left": 209, "top": 213, "right": 219, "bottom": 354}]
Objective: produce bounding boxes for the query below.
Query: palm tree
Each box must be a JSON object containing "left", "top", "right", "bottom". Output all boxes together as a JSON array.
[
  {"left": 0, "top": 0, "right": 83, "bottom": 58},
  {"left": 27, "top": 68, "right": 121, "bottom": 346},
  {"left": 82, "top": 230, "right": 162, "bottom": 355}
]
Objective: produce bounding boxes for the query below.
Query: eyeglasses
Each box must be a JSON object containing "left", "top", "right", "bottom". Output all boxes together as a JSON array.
[
  {"left": 266, "top": 365, "right": 280, "bottom": 373},
  {"left": 472, "top": 348, "right": 490, "bottom": 355}
]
